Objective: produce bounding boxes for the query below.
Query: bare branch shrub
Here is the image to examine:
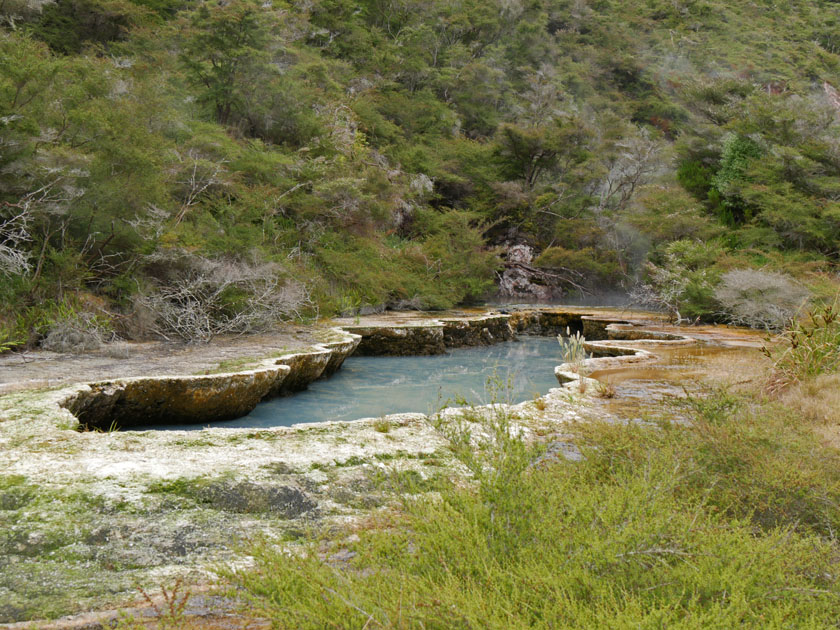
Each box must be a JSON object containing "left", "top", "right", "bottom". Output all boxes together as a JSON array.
[
  {"left": 41, "top": 312, "right": 110, "bottom": 353},
  {"left": 0, "top": 179, "right": 78, "bottom": 276},
  {"left": 1, "top": 174, "right": 86, "bottom": 280},
  {"left": 136, "top": 250, "right": 311, "bottom": 342},
  {"left": 126, "top": 204, "right": 172, "bottom": 240},
  {"left": 715, "top": 269, "right": 810, "bottom": 330},
  {"left": 629, "top": 275, "right": 683, "bottom": 320},
  {"left": 596, "top": 128, "right": 663, "bottom": 214},
  {"left": 170, "top": 149, "right": 230, "bottom": 225},
  {"left": 0, "top": 206, "right": 31, "bottom": 276}
]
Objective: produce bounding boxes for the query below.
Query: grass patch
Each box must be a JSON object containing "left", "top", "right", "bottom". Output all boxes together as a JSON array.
[
  {"left": 226, "top": 387, "right": 840, "bottom": 628},
  {"left": 199, "top": 350, "right": 288, "bottom": 375},
  {"left": 373, "top": 418, "right": 392, "bottom": 433}
]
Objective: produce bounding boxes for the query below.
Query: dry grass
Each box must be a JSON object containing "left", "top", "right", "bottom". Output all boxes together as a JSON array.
[
  {"left": 781, "top": 373, "right": 840, "bottom": 449},
  {"left": 595, "top": 379, "right": 617, "bottom": 398}
]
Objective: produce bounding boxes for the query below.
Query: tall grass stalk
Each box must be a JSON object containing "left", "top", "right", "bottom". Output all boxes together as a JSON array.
[{"left": 558, "top": 326, "right": 588, "bottom": 391}]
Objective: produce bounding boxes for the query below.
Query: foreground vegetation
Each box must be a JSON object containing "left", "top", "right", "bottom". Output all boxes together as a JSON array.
[
  {"left": 224, "top": 306, "right": 840, "bottom": 628},
  {"left": 2, "top": 0, "right": 840, "bottom": 347}
]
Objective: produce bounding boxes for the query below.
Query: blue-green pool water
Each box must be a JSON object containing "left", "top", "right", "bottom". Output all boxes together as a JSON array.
[{"left": 151, "top": 336, "right": 565, "bottom": 430}]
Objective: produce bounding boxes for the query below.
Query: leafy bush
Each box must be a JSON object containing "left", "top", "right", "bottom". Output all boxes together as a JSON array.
[
  {"left": 0, "top": 326, "right": 23, "bottom": 354},
  {"left": 534, "top": 246, "right": 619, "bottom": 284},
  {"left": 633, "top": 239, "right": 725, "bottom": 322},
  {"left": 714, "top": 268, "right": 810, "bottom": 330}
]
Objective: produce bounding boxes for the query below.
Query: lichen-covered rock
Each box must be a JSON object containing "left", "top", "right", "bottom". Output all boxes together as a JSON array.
[
  {"left": 196, "top": 481, "right": 317, "bottom": 517},
  {"left": 440, "top": 315, "right": 515, "bottom": 347},
  {"left": 584, "top": 342, "right": 641, "bottom": 357},
  {"left": 57, "top": 328, "right": 363, "bottom": 429},
  {"left": 320, "top": 333, "right": 362, "bottom": 377},
  {"left": 344, "top": 324, "right": 447, "bottom": 356},
  {"left": 498, "top": 244, "right": 561, "bottom": 302},
  {"left": 582, "top": 318, "right": 612, "bottom": 340},
  {"left": 271, "top": 350, "right": 332, "bottom": 395}
]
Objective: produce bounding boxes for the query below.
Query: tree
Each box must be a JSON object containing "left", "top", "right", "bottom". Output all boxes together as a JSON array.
[
  {"left": 495, "top": 117, "right": 590, "bottom": 190},
  {"left": 180, "top": 0, "right": 271, "bottom": 126}
]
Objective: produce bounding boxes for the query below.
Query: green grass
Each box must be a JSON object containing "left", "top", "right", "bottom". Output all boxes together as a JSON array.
[
  {"left": 225, "top": 390, "right": 840, "bottom": 628},
  {"left": 199, "top": 351, "right": 288, "bottom": 375}
]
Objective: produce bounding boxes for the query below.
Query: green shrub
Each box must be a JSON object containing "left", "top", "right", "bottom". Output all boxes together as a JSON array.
[
  {"left": 227, "top": 391, "right": 840, "bottom": 628},
  {"left": 634, "top": 239, "right": 726, "bottom": 322},
  {"left": 31, "top": 0, "right": 151, "bottom": 54},
  {"left": 534, "top": 246, "right": 619, "bottom": 284}
]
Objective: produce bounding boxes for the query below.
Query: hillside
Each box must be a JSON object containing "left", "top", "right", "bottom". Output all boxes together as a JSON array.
[{"left": 2, "top": 0, "right": 840, "bottom": 345}]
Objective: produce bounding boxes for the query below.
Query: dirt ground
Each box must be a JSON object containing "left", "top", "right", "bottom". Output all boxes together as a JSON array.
[{"left": 0, "top": 326, "right": 319, "bottom": 395}]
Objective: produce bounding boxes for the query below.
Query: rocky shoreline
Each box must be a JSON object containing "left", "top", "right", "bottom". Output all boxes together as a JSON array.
[{"left": 15, "top": 307, "right": 673, "bottom": 432}]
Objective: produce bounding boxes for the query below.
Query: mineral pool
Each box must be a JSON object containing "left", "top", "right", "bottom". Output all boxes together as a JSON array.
[{"left": 147, "top": 335, "right": 568, "bottom": 430}]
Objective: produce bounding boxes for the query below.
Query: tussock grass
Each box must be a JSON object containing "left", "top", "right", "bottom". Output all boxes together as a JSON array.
[
  {"left": 782, "top": 373, "right": 840, "bottom": 450},
  {"left": 764, "top": 300, "right": 840, "bottom": 392},
  {"left": 225, "top": 390, "right": 840, "bottom": 628}
]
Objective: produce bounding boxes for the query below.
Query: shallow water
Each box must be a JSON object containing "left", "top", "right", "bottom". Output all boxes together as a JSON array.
[{"left": 148, "top": 336, "right": 566, "bottom": 430}]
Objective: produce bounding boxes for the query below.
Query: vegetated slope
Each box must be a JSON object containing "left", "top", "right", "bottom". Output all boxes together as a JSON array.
[{"left": 2, "top": 0, "right": 840, "bottom": 344}]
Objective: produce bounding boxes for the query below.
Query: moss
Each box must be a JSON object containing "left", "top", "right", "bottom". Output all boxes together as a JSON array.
[
  {"left": 334, "top": 455, "right": 368, "bottom": 467},
  {"left": 261, "top": 461, "right": 298, "bottom": 475},
  {"left": 0, "top": 475, "right": 34, "bottom": 511},
  {"left": 149, "top": 476, "right": 318, "bottom": 517}
]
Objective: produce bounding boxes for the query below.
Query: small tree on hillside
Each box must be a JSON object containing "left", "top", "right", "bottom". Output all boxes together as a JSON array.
[{"left": 180, "top": 0, "right": 271, "bottom": 126}]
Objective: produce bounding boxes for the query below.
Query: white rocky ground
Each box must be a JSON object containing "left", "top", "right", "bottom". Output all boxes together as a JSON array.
[{"left": 0, "top": 308, "right": 766, "bottom": 626}]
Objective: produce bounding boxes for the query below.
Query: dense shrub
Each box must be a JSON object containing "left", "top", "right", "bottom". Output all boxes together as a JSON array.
[
  {"left": 3, "top": 0, "right": 840, "bottom": 337},
  {"left": 136, "top": 251, "right": 311, "bottom": 342},
  {"left": 227, "top": 390, "right": 840, "bottom": 628},
  {"left": 715, "top": 269, "right": 810, "bottom": 330}
]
